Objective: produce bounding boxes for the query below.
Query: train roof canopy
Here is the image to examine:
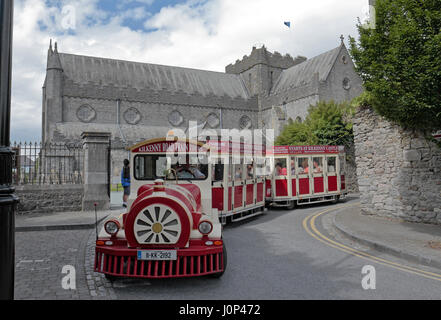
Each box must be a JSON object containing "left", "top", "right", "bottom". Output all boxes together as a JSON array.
[
  {"left": 129, "top": 138, "right": 210, "bottom": 153},
  {"left": 270, "top": 145, "right": 345, "bottom": 155}
]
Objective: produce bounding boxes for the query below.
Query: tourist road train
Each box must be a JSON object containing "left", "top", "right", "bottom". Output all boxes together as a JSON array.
[{"left": 94, "top": 137, "right": 348, "bottom": 280}]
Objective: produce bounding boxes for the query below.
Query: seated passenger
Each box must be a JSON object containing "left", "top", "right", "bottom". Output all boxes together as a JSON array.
[
  {"left": 247, "top": 164, "right": 254, "bottom": 179},
  {"left": 235, "top": 167, "right": 242, "bottom": 180},
  {"left": 275, "top": 163, "right": 287, "bottom": 176},
  {"left": 291, "top": 160, "right": 296, "bottom": 175},
  {"left": 275, "top": 163, "right": 281, "bottom": 175},
  {"left": 281, "top": 166, "right": 287, "bottom": 176},
  {"left": 313, "top": 161, "right": 322, "bottom": 173},
  {"left": 302, "top": 160, "right": 309, "bottom": 174}
]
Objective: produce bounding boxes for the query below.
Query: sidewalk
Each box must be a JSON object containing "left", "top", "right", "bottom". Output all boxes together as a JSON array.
[
  {"left": 14, "top": 208, "right": 120, "bottom": 300},
  {"left": 333, "top": 204, "right": 441, "bottom": 270},
  {"left": 15, "top": 208, "right": 122, "bottom": 232}
]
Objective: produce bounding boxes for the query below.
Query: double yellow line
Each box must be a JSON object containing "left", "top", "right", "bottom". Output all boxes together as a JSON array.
[{"left": 302, "top": 204, "right": 441, "bottom": 282}]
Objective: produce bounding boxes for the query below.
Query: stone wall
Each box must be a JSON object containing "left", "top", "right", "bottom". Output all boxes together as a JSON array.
[
  {"left": 345, "top": 141, "right": 359, "bottom": 194},
  {"left": 46, "top": 96, "right": 259, "bottom": 145},
  {"left": 15, "top": 185, "right": 84, "bottom": 215},
  {"left": 353, "top": 106, "right": 441, "bottom": 224}
]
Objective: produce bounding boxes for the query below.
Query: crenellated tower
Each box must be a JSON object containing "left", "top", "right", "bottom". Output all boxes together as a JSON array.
[
  {"left": 226, "top": 45, "right": 306, "bottom": 96},
  {"left": 225, "top": 45, "right": 306, "bottom": 127}
]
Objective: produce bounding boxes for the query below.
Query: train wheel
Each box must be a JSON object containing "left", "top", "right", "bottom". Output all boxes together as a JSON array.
[
  {"left": 333, "top": 195, "right": 340, "bottom": 204},
  {"left": 286, "top": 200, "right": 296, "bottom": 210},
  {"left": 211, "top": 244, "right": 227, "bottom": 278}
]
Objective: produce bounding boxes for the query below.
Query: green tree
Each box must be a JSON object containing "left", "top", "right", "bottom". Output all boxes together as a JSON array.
[
  {"left": 275, "top": 100, "right": 355, "bottom": 148},
  {"left": 275, "top": 118, "right": 315, "bottom": 146},
  {"left": 349, "top": 0, "right": 441, "bottom": 131}
]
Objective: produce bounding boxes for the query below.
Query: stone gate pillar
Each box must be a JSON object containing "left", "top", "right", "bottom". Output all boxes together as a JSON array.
[{"left": 81, "top": 132, "right": 111, "bottom": 211}]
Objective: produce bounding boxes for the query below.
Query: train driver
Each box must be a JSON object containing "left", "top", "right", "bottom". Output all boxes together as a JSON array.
[{"left": 189, "top": 164, "right": 206, "bottom": 179}]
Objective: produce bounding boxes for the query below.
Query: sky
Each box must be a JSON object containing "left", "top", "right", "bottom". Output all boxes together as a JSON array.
[{"left": 10, "top": 0, "right": 369, "bottom": 142}]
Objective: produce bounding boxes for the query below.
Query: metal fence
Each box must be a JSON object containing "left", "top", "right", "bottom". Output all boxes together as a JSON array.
[{"left": 11, "top": 142, "right": 84, "bottom": 185}]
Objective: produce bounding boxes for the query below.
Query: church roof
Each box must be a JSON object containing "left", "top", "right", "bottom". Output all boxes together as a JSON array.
[
  {"left": 57, "top": 53, "right": 250, "bottom": 99},
  {"left": 270, "top": 45, "right": 343, "bottom": 95}
]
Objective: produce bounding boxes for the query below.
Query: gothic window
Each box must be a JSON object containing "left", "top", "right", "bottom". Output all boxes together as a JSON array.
[{"left": 76, "top": 104, "right": 96, "bottom": 123}]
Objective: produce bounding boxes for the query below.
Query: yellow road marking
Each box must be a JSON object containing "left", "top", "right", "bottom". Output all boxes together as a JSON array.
[{"left": 302, "top": 204, "right": 441, "bottom": 282}]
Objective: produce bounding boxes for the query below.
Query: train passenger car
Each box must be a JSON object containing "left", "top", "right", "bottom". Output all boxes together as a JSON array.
[
  {"left": 266, "top": 145, "right": 347, "bottom": 209},
  {"left": 205, "top": 139, "right": 267, "bottom": 223},
  {"left": 94, "top": 138, "right": 226, "bottom": 279}
]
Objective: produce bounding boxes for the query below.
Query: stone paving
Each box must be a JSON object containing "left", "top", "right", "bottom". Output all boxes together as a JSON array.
[
  {"left": 14, "top": 226, "right": 116, "bottom": 300},
  {"left": 84, "top": 226, "right": 116, "bottom": 300}
]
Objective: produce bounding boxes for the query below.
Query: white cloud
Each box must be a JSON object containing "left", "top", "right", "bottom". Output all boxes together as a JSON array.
[
  {"left": 120, "top": 0, "right": 155, "bottom": 6},
  {"left": 10, "top": 0, "right": 367, "bottom": 142}
]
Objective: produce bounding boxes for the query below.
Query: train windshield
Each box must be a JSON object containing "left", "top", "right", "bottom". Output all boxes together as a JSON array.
[{"left": 134, "top": 154, "right": 208, "bottom": 181}]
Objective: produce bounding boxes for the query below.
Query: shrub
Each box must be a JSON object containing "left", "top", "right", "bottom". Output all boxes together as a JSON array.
[
  {"left": 275, "top": 100, "right": 354, "bottom": 149},
  {"left": 348, "top": 0, "right": 441, "bottom": 131}
]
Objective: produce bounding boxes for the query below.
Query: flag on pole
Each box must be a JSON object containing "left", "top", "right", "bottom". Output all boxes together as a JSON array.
[{"left": 284, "top": 21, "right": 291, "bottom": 28}]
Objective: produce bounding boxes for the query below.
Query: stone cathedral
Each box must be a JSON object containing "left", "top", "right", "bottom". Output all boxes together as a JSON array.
[{"left": 42, "top": 37, "right": 363, "bottom": 176}]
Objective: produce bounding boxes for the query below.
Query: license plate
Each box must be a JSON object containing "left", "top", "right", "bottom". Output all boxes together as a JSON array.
[{"left": 137, "top": 250, "right": 177, "bottom": 261}]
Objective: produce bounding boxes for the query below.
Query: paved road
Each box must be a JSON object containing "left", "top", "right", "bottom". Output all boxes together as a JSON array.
[
  {"left": 111, "top": 197, "right": 441, "bottom": 300},
  {"left": 14, "top": 196, "right": 441, "bottom": 300}
]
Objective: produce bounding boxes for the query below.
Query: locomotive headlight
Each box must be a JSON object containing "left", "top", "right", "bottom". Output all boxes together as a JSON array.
[
  {"left": 104, "top": 220, "right": 120, "bottom": 236},
  {"left": 198, "top": 221, "right": 213, "bottom": 235}
]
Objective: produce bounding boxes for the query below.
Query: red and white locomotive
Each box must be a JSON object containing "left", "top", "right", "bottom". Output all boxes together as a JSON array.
[
  {"left": 95, "top": 138, "right": 225, "bottom": 279},
  {"left": 94, "top": 137, "right": 347, "bottom": 280}
]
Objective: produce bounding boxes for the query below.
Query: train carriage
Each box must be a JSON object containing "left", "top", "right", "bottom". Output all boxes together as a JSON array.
[
  {"left": 267, "top": 145, "right": 347, "bottom": 209},
  {"left": 205, "top": 139, "right": 267, "bottom": 224}
]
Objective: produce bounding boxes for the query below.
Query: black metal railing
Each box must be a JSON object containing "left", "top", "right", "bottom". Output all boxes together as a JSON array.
[{"left": 11, "top": 142, "right": 84, "bottom": 185}]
